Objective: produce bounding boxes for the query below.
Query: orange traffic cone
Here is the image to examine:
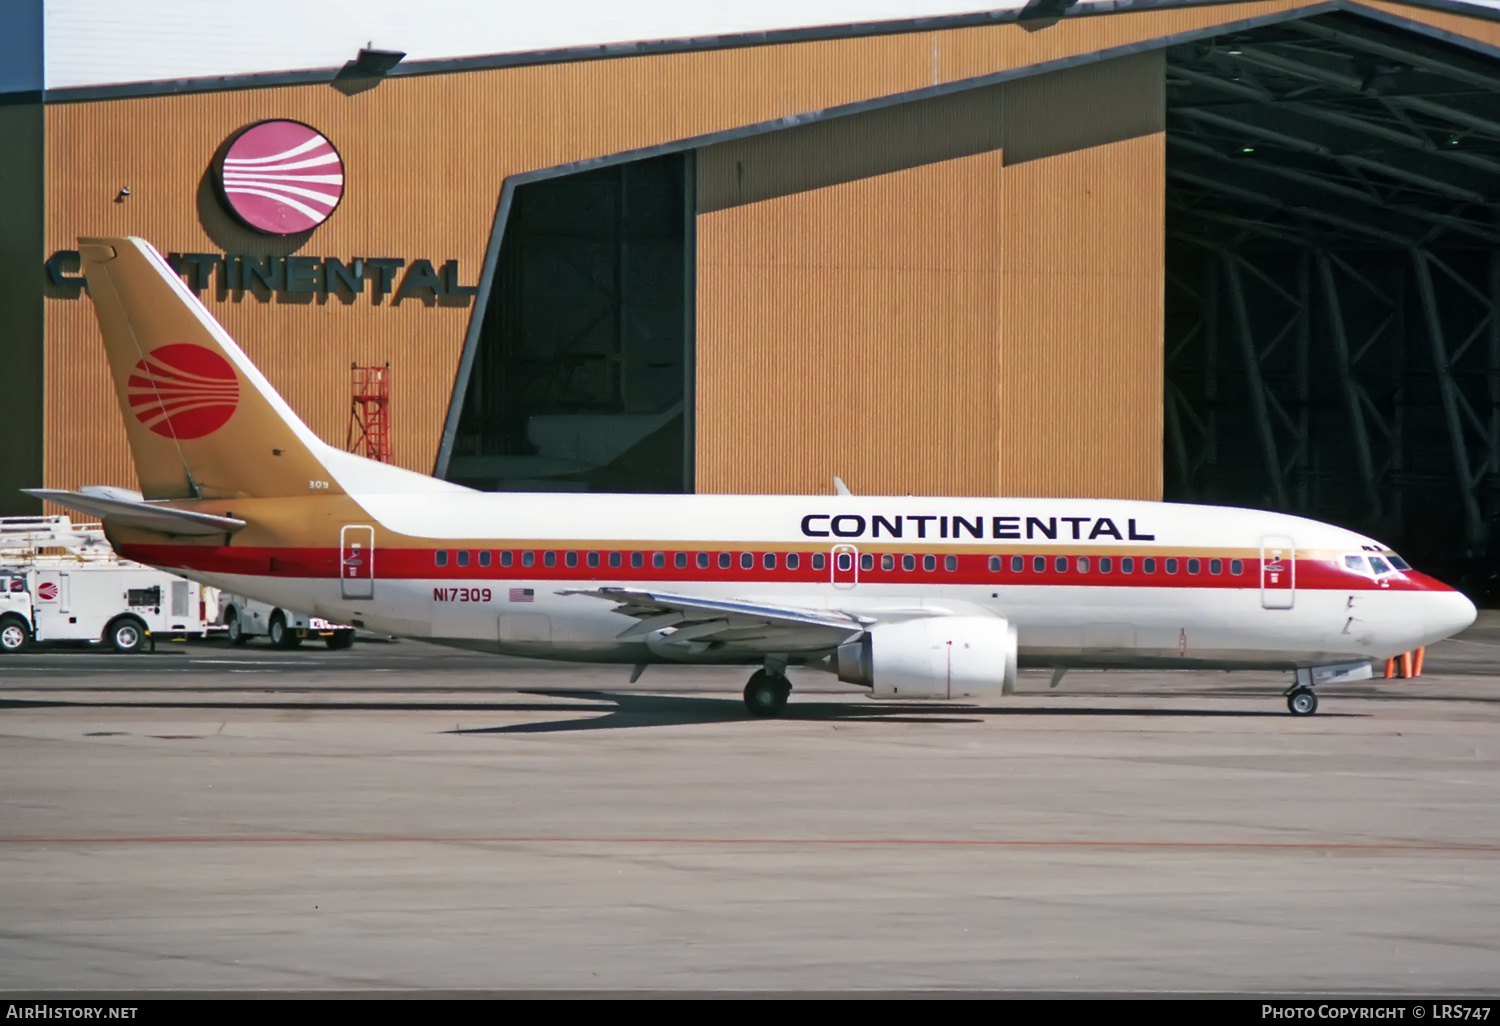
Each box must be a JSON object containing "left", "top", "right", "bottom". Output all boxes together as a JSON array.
[
  {"left": 1400, "top": 651, "right": 1413, "bottom": 678},
  {"left": 1385, "top": 657, "right": 1396, "bottom": 679},
  {"left": 1413, "top": 646, "right": 1425, "bottom": 677}
]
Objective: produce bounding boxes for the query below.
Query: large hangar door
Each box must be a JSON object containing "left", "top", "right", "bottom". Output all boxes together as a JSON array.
[
  {"left": 1163, "top": 11, "right": 1500, "bottom": 590},
  {"left": 445, "top": 153, "right": 694, "bottom": 494}
]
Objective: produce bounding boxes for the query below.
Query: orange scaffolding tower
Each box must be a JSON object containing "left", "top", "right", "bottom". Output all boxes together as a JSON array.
[{"left": 347, "top": 363, "right": 392, "bottom": 463}]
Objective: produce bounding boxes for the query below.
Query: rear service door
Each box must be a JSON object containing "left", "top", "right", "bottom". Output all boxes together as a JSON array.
[
  {"left": 340, "top": 525, "right": 375, "bottom": 600},
  {"left": 1260, "top": 535, "right": 1295, "bottom": 610}
]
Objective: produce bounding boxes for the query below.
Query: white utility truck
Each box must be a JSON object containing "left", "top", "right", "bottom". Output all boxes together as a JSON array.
[
  {"left": 219, "top": 594, "right": 355, "bottom": 650},
  {"left": 0, "top": 516, "right": 217, "bottom": 653}
]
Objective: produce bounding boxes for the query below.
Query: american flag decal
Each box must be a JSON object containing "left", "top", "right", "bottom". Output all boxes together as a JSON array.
[
  {"left": 217, "top": 120, "right": 344, "bottom": 235},
  {"left": 509, "top": 588, "right": 535, "bottom": 603}
]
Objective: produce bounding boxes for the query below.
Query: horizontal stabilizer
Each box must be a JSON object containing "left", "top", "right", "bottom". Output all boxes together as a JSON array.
[{"left": 24, "top": 488, "right": 246, "bottom": 536}]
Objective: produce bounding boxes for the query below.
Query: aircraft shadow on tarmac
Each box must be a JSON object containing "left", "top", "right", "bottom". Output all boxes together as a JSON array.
[
  {"left": 449, "top": 689, "right": 1298, "bottom": 734},
  {"left": 0, "top": 692, "right": 1310, "bottom": 732}
]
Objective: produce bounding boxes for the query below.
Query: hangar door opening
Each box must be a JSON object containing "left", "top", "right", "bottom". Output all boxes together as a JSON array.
[
  {"left": 1165, "top": 12, "right": 1500, "bottom": 591},
  {"left": 445, "top": 153, "right": 694, "bottom": 492}
]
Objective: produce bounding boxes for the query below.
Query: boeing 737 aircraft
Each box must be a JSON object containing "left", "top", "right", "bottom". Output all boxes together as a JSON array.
[{"left": 29, "top": 237, "right": 1478, "bottom": 717}]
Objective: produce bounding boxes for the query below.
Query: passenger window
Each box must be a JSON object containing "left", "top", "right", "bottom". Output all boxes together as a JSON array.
[
  {"left": 544, "top": 551, "right": 557, "bottom": 568},
  {"left": 813, "top": 553, "right": 826, "bottom": 571},
  {"left": 1187, "top": 558, "right": 1200, "bottom": 575},
  {"left": 1076, "top": 556, "right": 1089, "bottom": 573},
  {"left": 945, "top": 555, "right": 957, "bottom": 571},
  {"left": 609, "top": 551, "right": 621, "bottom": 568},
  {"left": 648, "top": 552, "right": 662, "bottom": 569},
  {"left": 787, "top": 553, "right": 800, "bottom": 570},
  {"left": 676, "top": 552, "right": 688, "bottom": 569},
  {"left": 741, "top": 552, "right": 753, "bottom": 569},
  {"left": 697, "top": 552, "right": 709, "bottom": 569},
  {"left": 522, "top": 551, "right": 535, "bottom": 568},
  {"left": 1121, "top": 557, "right": 1133, "bottom": 573},
  {"left": 989, "top": 556, "right": 1001, "bottom": 572},
  {"left": 1055, "top": 556, "right": 1067, "bottom": 573},
  {"left": 1209, "top": 558, "right": 1221, "bottom": 575},
  {"left": 565, "top": 551, "right": 578, "bottom": 568},
  {"left": 630, "top": 552, "right": 643, "bottom": 569},
  {"left": 587, "top": 551, "right": 599, "bottom": 568},
  {"left": 1011, "top": 555, "right": 1024, "bottom": 572},
  {"left": 1099, "top": 557, "right": 1112, "bottom": 573},
  {"left": 837, "top": 553, "right": 852, "bottom": 572},
  {"left": 1033, "top": 555, "right": 1046, "bottom": 573},
  {"left": 883, "top": 554, "right": 895, "bottom": 571},
  {"left": 1230, "top": 558, "right": 1243, "bottom": 575},
  {"left": 719, "top": 552, "right": 731, "bottom": 569},
  {"left": 501, "top": 551, "right": 513, "bottom": 568},
  {"left": 1165, "top": 558, "right": 1178, "bottom": 574},
  {"left": 861, "top": 554, "right": 873, "bottom": 571},
  {"left": 457, "top": 550, "right": 469, "bottom": 568},
  {"left": 435, "top": 550, "right": 448, "bottom": 567},
  {"left": 1143, "top": 557, "right": 1156, "bottom": 574},
  {"left": 923, "top": 554, "right": 936, "bottom": 571},
  {"left": 765, "top": 553, "right": 778, "bottom": 569},
  {"left": 479, "top": 551, "right": 492, "bottom": 568}
]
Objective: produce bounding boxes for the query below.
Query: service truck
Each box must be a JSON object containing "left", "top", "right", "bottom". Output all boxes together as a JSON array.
[
  {"left": 0, "top": 516, "right": 216, "bottom": 653},
  {"left": 219, "top": 594, "right": 356, "bottom": 650}
]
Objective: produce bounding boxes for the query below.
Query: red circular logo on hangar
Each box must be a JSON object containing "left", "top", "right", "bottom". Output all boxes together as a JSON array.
[
  {"left": 215, "top": 119, "right": 345, "bottom": 234},
  {"left": 127, "top": 345, "right": 241, "bottom": 440},
  {"left": 36, "top": 582, "right": 58, "bottom": 601}
]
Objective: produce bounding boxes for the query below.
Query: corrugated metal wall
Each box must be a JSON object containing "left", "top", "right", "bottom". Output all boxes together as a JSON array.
[
  {"left": 696, "top": 52, "right": 1165, "bottom": 499},
  {"left": 41, "top": 0, "right": 1315, "bottom": 499}
]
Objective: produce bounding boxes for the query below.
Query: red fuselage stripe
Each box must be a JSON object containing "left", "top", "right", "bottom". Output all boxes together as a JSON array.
[{"left": 117, "top": 544, "right": 1450, "bottom": 593}]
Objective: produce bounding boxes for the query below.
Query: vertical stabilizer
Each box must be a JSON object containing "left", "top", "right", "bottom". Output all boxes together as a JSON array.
[{"left": 79, "top": 236, "right": 343, "bottom": 500}]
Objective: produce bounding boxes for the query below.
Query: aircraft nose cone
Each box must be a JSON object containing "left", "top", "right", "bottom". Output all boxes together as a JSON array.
[{"left": 1429, "top": 589, "right": 1477, "bottom": 640}]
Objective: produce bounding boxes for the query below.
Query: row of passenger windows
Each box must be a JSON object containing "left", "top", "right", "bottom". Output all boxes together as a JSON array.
[
  {"left": 435, "top": 549, "right": 832, "bottom": 571},
  {"left": 432, "top": 549, "right": 1246, "bottom": 576},
  {"left": 986, "top": 555, "right": 1245, "bottom": 576}
]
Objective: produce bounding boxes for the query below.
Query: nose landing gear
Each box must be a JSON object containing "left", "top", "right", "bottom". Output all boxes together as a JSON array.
[
  {"left": 744, "top": 669, "right": 792, "bottom": 717},
  {"left": 1286, "top": 687, "right": 1318, "bottom": 716}
]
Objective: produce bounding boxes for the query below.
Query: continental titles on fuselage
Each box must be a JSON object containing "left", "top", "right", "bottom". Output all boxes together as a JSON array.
[{"left": 798, "top": 514, "right": 1155, "bottom": 542}]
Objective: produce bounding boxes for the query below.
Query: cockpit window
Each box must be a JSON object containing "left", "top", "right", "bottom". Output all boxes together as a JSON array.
[
  {"left": 1387, "top": 554, "right": 1411, "bottom": 571},
  {"left": 1343, "top": 555, "right": 1368, "bottom": 573},
  {"left": 1368, "top": 556, "right": 1393, "bottom": 575}
]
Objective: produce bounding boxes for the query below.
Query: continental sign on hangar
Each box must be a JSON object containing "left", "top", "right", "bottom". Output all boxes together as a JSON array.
[{"left": 7, "top": 0, "right": 1500, "bottom": 513}]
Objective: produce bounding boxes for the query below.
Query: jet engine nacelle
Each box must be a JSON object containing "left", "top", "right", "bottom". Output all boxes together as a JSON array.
[{"left": 837, "top": 615, "right": 1019, "bottom": 699}]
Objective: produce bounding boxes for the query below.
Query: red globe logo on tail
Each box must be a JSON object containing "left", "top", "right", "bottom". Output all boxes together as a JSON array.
[{"left": 127, "top": 344, "right": 240, "bottom": 440}]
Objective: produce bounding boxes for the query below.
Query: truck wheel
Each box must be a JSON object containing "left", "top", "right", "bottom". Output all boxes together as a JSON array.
[
  {"left": 0, "top": 617, "right": 30, "bottom": 653},
  {"left": 225, "top": 608, "right": 250, "bottom": 646},
  {"left": 325, "top": 630, "right": 355, "bottom": 650},
  {"left": 268, "top": 612, "right": 301, "bottom": 650},
  {"left": 106, "top": 617, "right": 148, "bottom": 654}
]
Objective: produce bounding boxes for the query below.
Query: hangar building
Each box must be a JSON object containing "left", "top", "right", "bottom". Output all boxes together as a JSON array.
[{"left": 7, "top": 0, "right": 1500, "bottom": 581}]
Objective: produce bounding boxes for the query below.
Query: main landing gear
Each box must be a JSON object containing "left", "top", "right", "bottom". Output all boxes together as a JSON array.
[
  {"left": 1286, "top": 687, "right": 1318, "bottom": 716},
  {"left": 744, "top": 668, "right": 792, "bottom": 718}
]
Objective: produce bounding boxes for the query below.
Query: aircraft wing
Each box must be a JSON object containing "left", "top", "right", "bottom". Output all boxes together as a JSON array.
[
  {"left": 24, "top": 488, "right": 246, "bottom": 537},
  {"left": 559, "top": 586, "right": 869, "bottom": 654}
]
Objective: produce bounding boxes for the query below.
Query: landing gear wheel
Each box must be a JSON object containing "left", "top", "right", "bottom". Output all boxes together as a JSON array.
[
  {"left": 268, "top": 613, "right": 301, "bottom": 650},
  {"left": 106, "top": 618, "right": 147, "bottom": 654},
  {"left": 0, "top": 617, "right": 29, "bottom": 653},
  {"left": 744, "top": 670, "right": 791, "bottom": 718},
  {"left": 225, "top": 609, "right": 249, "bottom": 646},
  {"left": 1287, "top": 687, "right": 1318, "bottom": 716}
]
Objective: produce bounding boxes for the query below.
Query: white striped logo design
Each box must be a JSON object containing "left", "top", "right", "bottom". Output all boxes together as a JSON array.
[{"left": 217, "top": 120, "right": 344, "bottom": 234}]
